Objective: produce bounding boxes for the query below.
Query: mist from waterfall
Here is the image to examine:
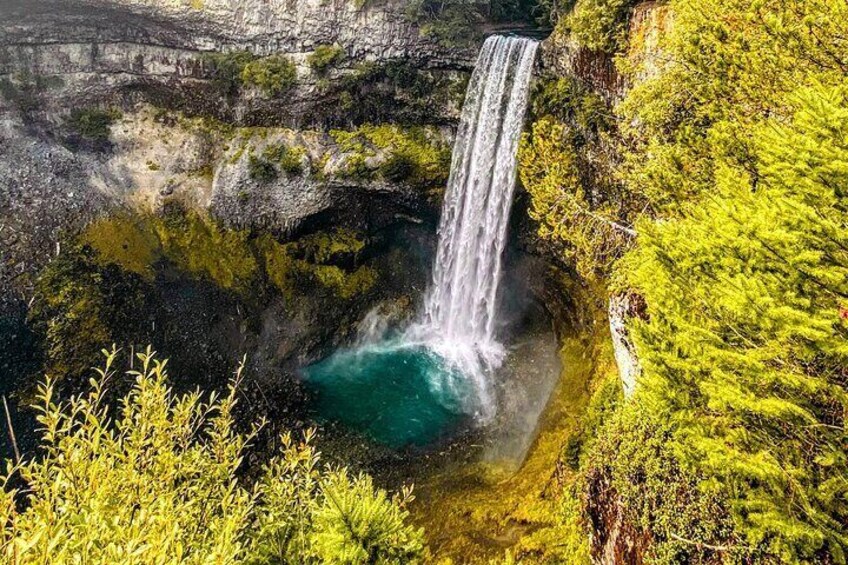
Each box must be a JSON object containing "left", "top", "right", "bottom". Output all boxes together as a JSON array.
[{"left": 405, "top": 35, "right": 539, "bottom": 417}]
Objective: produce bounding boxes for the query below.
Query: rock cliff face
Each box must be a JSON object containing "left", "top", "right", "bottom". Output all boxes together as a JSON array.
[
  {"left": 0, "top": 0, "right": 472, "bottom": 123},
  {"left": 0, "top": 0, "right": 471, "bottom": 301},
  {"left": 568, "top": 3, "right": 670, "bottom": 563},
  {"left": 538, "top": 32, "right": 624, "bottom": 101}
]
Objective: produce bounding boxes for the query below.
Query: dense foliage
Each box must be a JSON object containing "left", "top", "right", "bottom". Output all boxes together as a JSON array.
[
  {"left": 519, "top": 77, "right": 632, "bottom": 280},
  {"left": 560, "top": 0, "right": 637, "bottom": 53},
  {"left": 0, "top": 348, "right": 424, "bottom": 564},
  {"left": 240, "top": 55, "right": 297, "bottom": 97},
  {"left": 623, "top": 84, "right": 848, "bottom": 562},
  {"left": 530, "top": 0, "right": 848, "bottom": 562},
  {"left": 202, "top": 52, "right": 296, "bottom": 97}
]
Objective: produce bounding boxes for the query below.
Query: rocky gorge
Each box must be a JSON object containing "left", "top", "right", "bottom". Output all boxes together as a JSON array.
[{"left": 0, "top": 1, "right": 723, "bottom": 563}]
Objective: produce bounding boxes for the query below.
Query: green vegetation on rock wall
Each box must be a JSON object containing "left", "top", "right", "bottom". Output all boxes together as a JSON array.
[
  {"left": 241, "top": 55, "right": 297, "bottom": 97},
  {"left": 202, "top": 51, "right": 297, "bottom": 98},
  {"left": 29, "top": 211, "right": 381, "bottom": 386},
  {"left": 331, "top": 125, "right": 452, "bottom": 193},
  {"left": 560, "top": 0, "right": 638, "bottom": 53},
  {"left": 519, "top": 76, "right": 633, "bottom": 281},
  {"left": 318, "top": 60, "right": 469, "bottom": 126},
  {"left": 308, "top": 44, "right": 345, "bottom": 74},
  {"left": 66, "top": 107, "right": 122, "bottom": 141}
]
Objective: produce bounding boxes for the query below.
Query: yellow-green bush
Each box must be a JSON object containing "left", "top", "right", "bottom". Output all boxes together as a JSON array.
[
  {"left": 201, "top": 50, "right": 256, "bottom": 94},
  {"left": 0, "top": 348, "right": 425, "bottom": 564},
  {"left": 557, "top": 0, "right": 637, "bottom": 53},
  {"left": 262, "top": 142, "right": 307, "bottom": 176},
  {"left": 518, "top": 117, "right": 629, "bottom": 280},
  {"left": 241, "top": 55, "right": 297, "bottom": 97},
  {"left": 331, "top": 125, "right": 451, "bottom": 189},
  {"left": 307, "top": 44, "right": 344, "bottom": 75}
]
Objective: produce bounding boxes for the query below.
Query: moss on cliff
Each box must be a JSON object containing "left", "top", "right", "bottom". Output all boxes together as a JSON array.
[
  {"left": 81, "top": 215, "right": 161, "bottom": 279},
  {"left": 331, "top": 125, "right": 451, "bottom": 192},
  {"left": 81, "top": 211, "right": 379, "bottom": 304},
  {"left": 29, "top": 246, "right": 150, "bottom": 382},
  {"left": 257, "top": 228, "right": 377, "bottom": 302},
  {"left": 241, "top": 55, "right": 297, "bottom": 97},
  {"left": 30, "top": 209, "right": 386, "bottom": 389},
  {"left": 308, "top": 44, "right": 345, "bottom": 75}
]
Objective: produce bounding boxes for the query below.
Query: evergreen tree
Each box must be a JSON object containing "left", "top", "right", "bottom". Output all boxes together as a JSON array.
[{"left": 623, "top": 84, "right": 848, "bottom": 562}]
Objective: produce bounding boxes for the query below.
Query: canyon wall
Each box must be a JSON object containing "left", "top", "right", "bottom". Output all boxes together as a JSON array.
[{"left": 0, "top": 0, "right": 472, "bottom": 302}]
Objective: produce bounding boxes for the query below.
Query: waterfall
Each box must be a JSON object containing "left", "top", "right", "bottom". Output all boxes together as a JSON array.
[{"left": 406, "top": 35, "right": 538, "bottom": 417}]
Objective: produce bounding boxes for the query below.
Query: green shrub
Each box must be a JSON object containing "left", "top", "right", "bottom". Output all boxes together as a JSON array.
[
  {"left": 332, "top": 125, "right": 451, "bottom": 188},
  {"left": 263, "top": 143, "right": 306, "bottom": 176},
  {"left": 66, "top": 107, "right": 121, "bottom": 141},
  {"left": 249, "top": 154, "right": 278, "bottom": 182},
  {"left": 0, "top": 348, "right": 426, "bottom": 564},
  {"left": 241, "top": 55, "right": 297, "bottom": 97},
  {"left": 202, "top": 50, "right": 256, "bottom": 93},
  {"left": 622, "top": 84, "right": 848, "bottom": 562},
  {"left": 530, "top": 77, "right": 611, "bottom": 137},
  {"left": 518, "top": 117, "right": 630, "bottom": 280},
  {"left": 601, "top": 1, "right": 848, "bottom": 560},
  {"left": 563, "top": 0, "right": 637, "bottom": 53},
  {"left": 310, "top": 472, "right": 424, "bottom": 563},
  {"left": 307, "top": 44, "right": 345, "bottom": 74}
]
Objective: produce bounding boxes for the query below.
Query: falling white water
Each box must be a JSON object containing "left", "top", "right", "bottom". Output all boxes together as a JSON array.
[{"left": 405, "top": 35, "right": 538, "bottom": 418}]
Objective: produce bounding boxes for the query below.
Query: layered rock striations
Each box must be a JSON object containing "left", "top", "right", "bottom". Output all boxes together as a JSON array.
[{"left": 0, "top": 0, "right": 473, "bottom": 301}]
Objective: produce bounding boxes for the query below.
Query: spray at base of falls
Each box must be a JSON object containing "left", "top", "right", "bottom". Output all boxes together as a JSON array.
[
  {"left": 404, "top": 35, "right": 539, "bottom": 419},
  {"left": 303, "top": 36, "right": 538, "bottom": 445}
]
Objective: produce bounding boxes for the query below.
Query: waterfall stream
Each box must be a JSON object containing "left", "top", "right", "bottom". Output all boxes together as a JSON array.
[
  {"left": 406, "top": 35, "right": 539, "bottom": 416},
  {"left": 304, "top": 36, "right": 539, "bottom": 445}
]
